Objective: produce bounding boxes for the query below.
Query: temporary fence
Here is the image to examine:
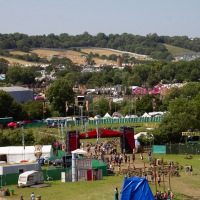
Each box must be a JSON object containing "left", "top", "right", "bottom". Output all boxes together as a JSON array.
[
  {"left": 73, "top": 116, "right": 163, "bottom": 126},
  {"left": 25, "top": 116, "right": 163, "bottom": 128},
  {"left": 0, "top": 168, "right": 69, "bottom": 186},
  {"left": 166, "top": 144, "right": 200, "bottom": 155}
]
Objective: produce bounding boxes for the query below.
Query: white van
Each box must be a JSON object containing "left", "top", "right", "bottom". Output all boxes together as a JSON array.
[{"left": 18, "top": 170, "right": 44, "bottom": 187}]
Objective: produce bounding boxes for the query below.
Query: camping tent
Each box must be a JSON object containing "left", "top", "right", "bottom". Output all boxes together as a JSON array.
[
  {"left": 120, "top": 177, "right": 154, "bottom": 200},
  {"left": 0, "top": 145, "right": 54, "bottom": 163},
  {"left": 112, "top": 112, "right": 123, "bottom": 118},
  {"left": 7, "top": 122, "right": 18, "bottom": 128},
  {"left": 94, "top": 115, "right": 102, "bottom": 119},
  {"left": 71, "top": 149, "right": 87, "bottom": 154},
  {"left": 141, "top": 112, "right": 151, "bottom": 118},
  {"left": 103, "top": 112, "right": 112, "bottom": 119}
]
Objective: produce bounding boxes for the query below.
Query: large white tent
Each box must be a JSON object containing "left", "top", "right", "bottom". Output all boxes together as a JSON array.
[{"left": 0, "top": 145, "right": 53, "bottom": 163}]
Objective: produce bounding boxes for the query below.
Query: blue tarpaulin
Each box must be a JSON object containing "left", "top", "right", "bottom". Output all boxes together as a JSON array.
[{"left": 120, "top": 177, "right": 154, "bottom": 200}]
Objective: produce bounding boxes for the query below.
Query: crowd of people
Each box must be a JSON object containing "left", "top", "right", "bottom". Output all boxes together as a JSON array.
[
  {"left": 84, "top": 139, "right": 177, "bottom": 200},
  {"left": 154, "top": 189, "right": 174, "bottom": 200}
]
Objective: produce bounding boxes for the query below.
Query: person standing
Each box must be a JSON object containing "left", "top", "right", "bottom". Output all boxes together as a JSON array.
[
  {"left": 31, "top": 192, "right": 35, "bottom": 200},
  {"left": 20, "top": 196, "right": 24, "bottom": 200},
  {"left": 132, "top": 153, "right": 135, "bottom": 162},
  {"left": 114, "top": 187, "right": 119, "bottom": 200},
  {"left": 189, "top": 165, "right": 193, "bottom": 175}
]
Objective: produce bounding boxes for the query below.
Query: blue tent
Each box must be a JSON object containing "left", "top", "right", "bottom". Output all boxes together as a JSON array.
[{"left": 120, "top": 177, "right": 154, "bottom": 200}]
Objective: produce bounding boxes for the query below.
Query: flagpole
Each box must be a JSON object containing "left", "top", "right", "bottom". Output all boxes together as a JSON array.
[{"left": 65, "top": 101, "right": 69, "bottom": 154}]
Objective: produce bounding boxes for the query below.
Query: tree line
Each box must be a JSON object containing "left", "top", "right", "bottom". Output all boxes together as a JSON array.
[
  {"left": 2, "top": 32, "right": 200, "bottom": 61},
  {"left": 2, "top": 56, "right": 200, "bottom": 88}
]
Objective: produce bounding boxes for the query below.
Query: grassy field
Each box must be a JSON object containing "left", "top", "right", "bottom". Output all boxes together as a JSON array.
[
  {"left": 164, "top": 44, "right": 197, "bottom": 55},
  {"left": 2, "top": 152, "right": 200, "bottom": 200}
]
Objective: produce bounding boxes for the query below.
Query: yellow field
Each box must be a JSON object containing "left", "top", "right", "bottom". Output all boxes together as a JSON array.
[
  {"left": 81, "top": 48, "right": 122, "bottom": 57},
  {"left": 10, "top": 51, "right": 30, "bottom": 56},
  {"left": 0, "top": 56, "right": 38, "bottom": 66},
  {"left": 5, "top": 48, "right": 149, "bottom": 66},
  {"left": 31, "top": 49, "right": 117, "bottom": 65}
]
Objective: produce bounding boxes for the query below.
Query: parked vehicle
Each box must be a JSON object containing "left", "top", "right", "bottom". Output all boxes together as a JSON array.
[
  {"left": 18, "top": 170, "right": 44, "bottom": 187},
  {"left": 51, "top": 159, "right": 63, "bottom": 166}
]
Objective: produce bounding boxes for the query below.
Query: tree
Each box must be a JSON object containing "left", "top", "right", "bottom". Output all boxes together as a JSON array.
[
  {"left": 154, "top": 97, "right": 200, "bottom": 144},
  {"left": 0, "top": 90, "right": 14, "bottom": 117},
  {"left": 6, "top": 65, "right": 23, "bottom": 84},
  {"left": 0, "top": 58, "right": 9, "bottom": 74},
  {"left": 45, "top": 78, "right": 75, "bottom": 116},
  {"left": 89, "top": 97, "right": 110, "bottom": 117},
  {"left": 1, "top": 129, "right": 35, "bottom": 146},
  {"left": 10, "top": 101, "right": 24, "bottom": 121},
  {"left": 36, "top": 134, "right": 56, "bottom": 146},
  {"left": 22, "top": 101, "right": 49, "bottom": 120},
  {"left": 136, "top": 95, "right": 155, "bottom": 116}
]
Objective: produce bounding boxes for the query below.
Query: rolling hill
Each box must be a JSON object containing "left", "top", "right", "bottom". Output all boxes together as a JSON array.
[
  {"left": 164, "top": 44, "right": 197, "bottom": 55},
  {"left": 7, "top": 48, "right": 149, "bottom": 66},
  {"left": 4, "top": 45, "right": 198, "bottom": 66}
]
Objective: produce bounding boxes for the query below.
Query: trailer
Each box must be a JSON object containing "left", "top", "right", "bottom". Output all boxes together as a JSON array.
[{"left": 18, "top": 170, "right": 44, "bottom": 187}]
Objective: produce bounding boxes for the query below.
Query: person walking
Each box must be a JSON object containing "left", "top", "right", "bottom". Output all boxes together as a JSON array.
[
  {"left": 31, "top": 192, "right": 35, "bottom": 200},
  {"left": 114, "top": 187, "right": 119, "bottom": 200}
]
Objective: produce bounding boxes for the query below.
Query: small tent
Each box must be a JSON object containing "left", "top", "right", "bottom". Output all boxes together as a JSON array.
[
  {"left": 120, "top": 177, "right": 154, "bottom": 200},
  {"left": 94, "top": 115, "right": 101, "bottom": 119},
  {"left": 103, "top": 112, "right": 112, "bottom": 119},
  {"left": 7, "top": 122, "right": 18, "bottom": 127},
  {"left": 112, "top": 112, "right": 123, "bottom": 118},
  {"left": 141, "top": 112, "right": 151, "bottom": 118}
]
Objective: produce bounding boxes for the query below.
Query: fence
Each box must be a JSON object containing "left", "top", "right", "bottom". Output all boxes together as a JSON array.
[
  {"left": 165, "top": 144, "right": 200, "bottom": 155},
  {"left": 78, "top": 116, "right": 163, "bottom": 126},
  {"left": 24, "top": 116, "right": 163, "bottom": 129},
  {"left": 0, "top": 168, "right": 69, "bottom": 186}
]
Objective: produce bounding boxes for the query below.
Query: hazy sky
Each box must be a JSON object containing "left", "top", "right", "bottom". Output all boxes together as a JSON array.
[{"left": 1, "top": 0, "right": 200, "bottom": 37}]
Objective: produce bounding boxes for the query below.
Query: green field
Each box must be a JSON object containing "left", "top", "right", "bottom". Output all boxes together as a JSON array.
[
  {"left": 164, "top": 44, "right": 197, "bottom": 55},
  {"left": 2, "top": 153, "right": 200, "bottom": 200}
]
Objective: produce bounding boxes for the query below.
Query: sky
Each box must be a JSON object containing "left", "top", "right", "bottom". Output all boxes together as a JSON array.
[{"left": 0, "top": 0, "right": 200, "bottom": 38}]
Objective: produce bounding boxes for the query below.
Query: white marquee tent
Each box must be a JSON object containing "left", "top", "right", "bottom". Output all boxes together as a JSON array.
[{"left": 0, "top": 145, "right": 54, "bottom": 163}]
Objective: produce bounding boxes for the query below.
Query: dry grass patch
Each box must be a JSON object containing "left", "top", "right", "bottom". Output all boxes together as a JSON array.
[
  {"left": 31, "top": 49, "right": 62, "bottom": 60},
  {"left": 9, "top": 51, "right": 30, "bottom": 56},
  {"left": 81, "top": 48, "right": 122, "bottom": 57},
  {"left": 0, "top": 56, "right": 38, "bottom": 66}
]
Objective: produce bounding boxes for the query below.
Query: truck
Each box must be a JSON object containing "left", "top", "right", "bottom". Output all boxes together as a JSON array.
[{"left": 18, "top": 170, "right": 44, "bottom": 187}]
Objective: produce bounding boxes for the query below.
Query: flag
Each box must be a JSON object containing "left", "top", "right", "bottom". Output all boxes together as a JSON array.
[
  {"left": 43, "top": 101, "right": 46, "bottom": 113},
  {"left": 109, "top": 98, "right": 112, "bottom": 110},
  {"left": 86, "top": 100, "right": 89, "bottom": 111},
  {"left": 152, "top": 98, "right": 156, "bottom": 110},
  {"left": 65, "top": 101, "right": 68, "bottom": 112}
]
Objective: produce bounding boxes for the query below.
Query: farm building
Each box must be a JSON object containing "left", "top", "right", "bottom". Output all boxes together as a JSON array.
[
  {"left": 0, "top": 145, "right": 54, "bottom": 163},
  {"left": 0, "top": 86, "right": 34, "bottom": 103}
]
